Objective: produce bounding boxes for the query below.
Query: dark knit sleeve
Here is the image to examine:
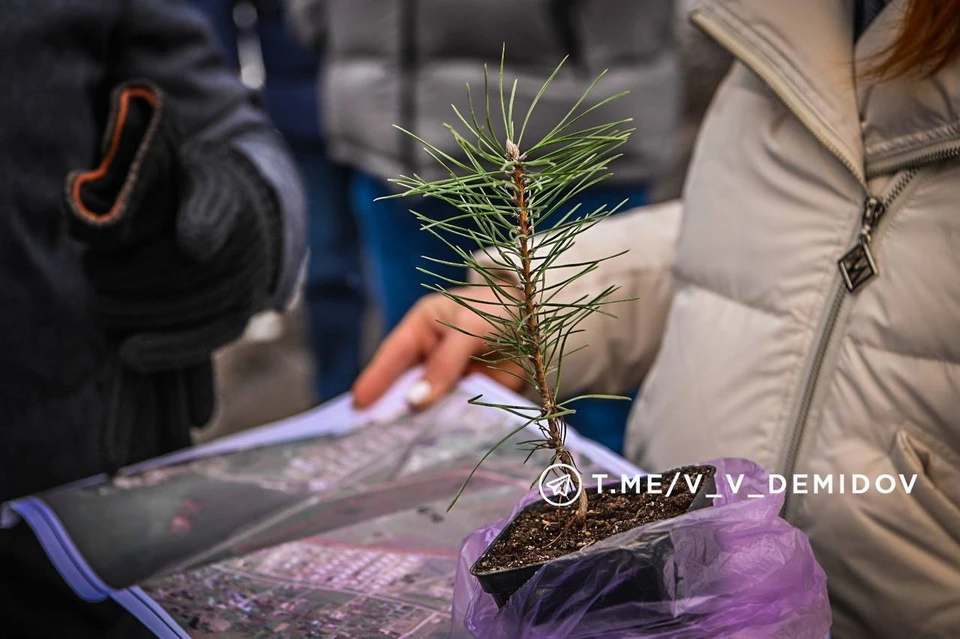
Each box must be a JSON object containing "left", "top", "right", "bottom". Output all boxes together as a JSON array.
[{"left": 110, "top": 0, "right": 307, "bottom": 307}]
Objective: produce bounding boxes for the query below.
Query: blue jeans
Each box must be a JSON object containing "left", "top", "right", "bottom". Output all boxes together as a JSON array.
[
  {"left": 293, "top": 144, "right": 365, "bottom": 401},
  {"left": 351, "top": 173, "right": 645, "bottom": 452}
]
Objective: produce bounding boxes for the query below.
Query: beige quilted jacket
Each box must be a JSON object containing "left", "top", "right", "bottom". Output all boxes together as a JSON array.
[{"left": 551, "top": 1, "right": 960, "bottom": 636}]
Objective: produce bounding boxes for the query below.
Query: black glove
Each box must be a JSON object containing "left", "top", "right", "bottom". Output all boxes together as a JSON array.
[{"left": 64, "top": 80, "right": 283, "bottom": 472}]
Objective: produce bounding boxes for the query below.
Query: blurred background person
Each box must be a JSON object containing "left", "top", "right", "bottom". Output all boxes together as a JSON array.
[
  {"left": 190, "top": 0, "right": 366, "bottom": 426},
  {"left": 289, "top": 0, "right": 679, "bottom": 453},
  {"left": 0, "top": 0, "right": 306, "bottom": 634}
]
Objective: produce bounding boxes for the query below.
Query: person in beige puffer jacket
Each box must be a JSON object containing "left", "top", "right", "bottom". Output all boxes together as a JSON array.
[{"left": 354, "top": 0, "right": 960, "bottom": 636}]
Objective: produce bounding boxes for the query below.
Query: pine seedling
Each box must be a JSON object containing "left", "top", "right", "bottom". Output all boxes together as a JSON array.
[{"left": 388, "top": 51, "right": 634, "bottom": 524}]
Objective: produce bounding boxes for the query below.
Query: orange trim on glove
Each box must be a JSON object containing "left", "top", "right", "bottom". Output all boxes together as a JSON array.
[{"left": 72, "top": 87, "right": 158, "bottom": 223}]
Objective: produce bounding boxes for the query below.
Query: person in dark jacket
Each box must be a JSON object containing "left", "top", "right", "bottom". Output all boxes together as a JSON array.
[
  {"left": 0, "top": 0, "right": 305, "bottom": 634},
  {"left": 287, "top": 0, "right": 678, "bottom": 452},
  {"left": 190, "top": 0, "right": 365, "bottom": 401}
]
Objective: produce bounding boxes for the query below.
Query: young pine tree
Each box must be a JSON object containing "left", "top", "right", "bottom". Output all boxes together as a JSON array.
[{"left": 389, "top": 52, "right": 634, "bottom": 525}]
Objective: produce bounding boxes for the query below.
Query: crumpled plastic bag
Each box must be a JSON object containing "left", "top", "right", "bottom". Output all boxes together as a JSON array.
[{"left": 450, "top": 458, "right": 831, "bottom": 638}]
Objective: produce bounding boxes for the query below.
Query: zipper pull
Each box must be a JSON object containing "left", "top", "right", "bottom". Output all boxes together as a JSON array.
[{"left": 838, "top": 196, "right": 884, "bottom": 292}]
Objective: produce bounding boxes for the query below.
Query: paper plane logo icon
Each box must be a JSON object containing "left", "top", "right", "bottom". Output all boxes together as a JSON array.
[
  {"left": 538, "top": 463, "right": 582, "bottom": 507},
  {"left": 546, "top": 474, "right": 575, "bottom": 496}
]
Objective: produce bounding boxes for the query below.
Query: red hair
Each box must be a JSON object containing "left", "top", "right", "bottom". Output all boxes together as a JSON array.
[{"left": 868, "top": 0, "right": 960, "bottom": 79}]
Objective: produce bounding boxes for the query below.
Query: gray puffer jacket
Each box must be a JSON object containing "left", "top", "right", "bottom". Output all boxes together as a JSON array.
[{"left": 288, "top": 0, "right": 678, "bottom": 184}]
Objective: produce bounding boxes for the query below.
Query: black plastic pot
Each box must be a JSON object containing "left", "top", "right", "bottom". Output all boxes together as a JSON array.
[{"left": 470, "top": 465, "right": 717, "bottom": 609}]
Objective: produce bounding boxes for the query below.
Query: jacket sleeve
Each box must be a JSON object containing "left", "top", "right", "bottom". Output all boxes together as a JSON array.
[
  {"left": 474, "top": 200, "right": 683, "bottom": 397},
  {"left": 110, "top": 0, "right": 307, "bottom": 308}
]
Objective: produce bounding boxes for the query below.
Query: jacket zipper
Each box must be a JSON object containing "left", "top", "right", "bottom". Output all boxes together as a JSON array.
[
  {"left": 780, "top": 170, "right": 916, "bottom": 513},
  {"left": 868, "top": 143, "right": 960, "bottom": 178},
  {"left": 691, "top": 8, "right": 960, "bottom": 515}
]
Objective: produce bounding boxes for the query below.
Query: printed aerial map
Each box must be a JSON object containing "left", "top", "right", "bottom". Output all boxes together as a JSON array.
[{"left": 39, "top": 385, "right": 622, "bottom": 637}]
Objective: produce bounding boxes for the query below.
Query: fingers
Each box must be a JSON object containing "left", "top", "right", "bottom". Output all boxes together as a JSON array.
[
  {"left": 181, "top": 360, "right": 216, "bottom": 428},
  {"left": 352, "top": 299, "right": 442, "bottom": 409},
  {"left": 176, "top": 150, "right": 242, "bottom": 261},
  {"left": 406, "top": 329, "right": 481, "bottom": 409},
  {"left": 353, "top": 292, "right": 498, "bottom": 410},
  {"left": 119, "top": 309, "right": 249, "bottom": 373}
]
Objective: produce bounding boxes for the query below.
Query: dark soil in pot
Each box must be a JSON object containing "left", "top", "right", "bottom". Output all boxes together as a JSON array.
[{"left": 470, "top": 464, "right": 716, "bottom": 608}]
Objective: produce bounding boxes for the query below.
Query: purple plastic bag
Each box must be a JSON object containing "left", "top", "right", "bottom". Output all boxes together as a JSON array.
[{"left": 451, "top": 458, "right": 831, "bottom": 638}]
